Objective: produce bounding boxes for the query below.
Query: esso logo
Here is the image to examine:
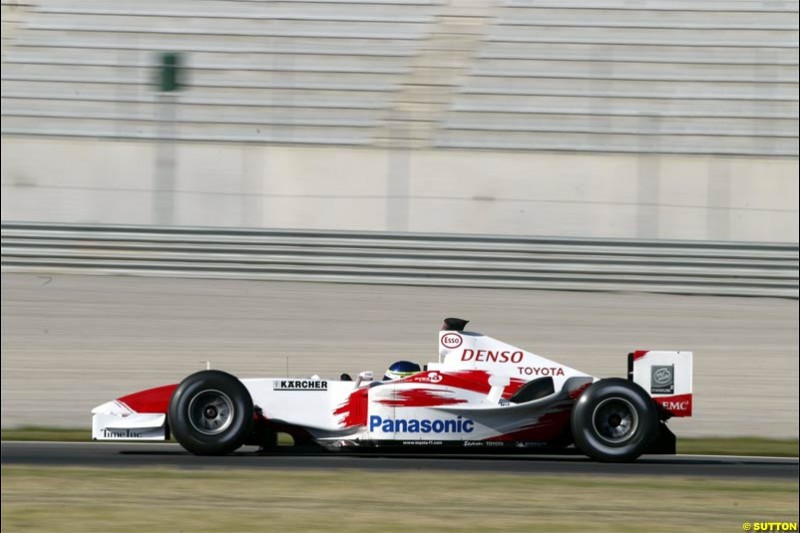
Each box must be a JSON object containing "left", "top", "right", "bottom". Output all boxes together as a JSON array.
[
  {"left": 428, "top": 372, "right": 443, "bottom": 383},
  {"left": 441, "top": 333, "right": 462, "bottom": 349}
]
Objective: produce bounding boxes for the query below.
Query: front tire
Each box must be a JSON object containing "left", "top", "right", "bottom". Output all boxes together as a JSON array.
[
  {"left": 168, "top": 370, "right": 253, "bottom": 455},
  {"left": 571, "top": 378, "right": 658, "bottom": 462}
]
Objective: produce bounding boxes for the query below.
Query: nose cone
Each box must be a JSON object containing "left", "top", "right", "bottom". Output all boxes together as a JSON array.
[{"left": 91, "top": 400, "right": 132, "bottom": 416}]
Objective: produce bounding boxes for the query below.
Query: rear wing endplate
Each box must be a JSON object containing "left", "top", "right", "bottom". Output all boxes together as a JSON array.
[{"left": 628, "top": 350, "right": 693, "bottom": 417}]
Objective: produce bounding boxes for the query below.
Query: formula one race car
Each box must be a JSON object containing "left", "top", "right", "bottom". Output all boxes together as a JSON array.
[{"left": 92, "top": 318, "right": 693, "bottom": 462}]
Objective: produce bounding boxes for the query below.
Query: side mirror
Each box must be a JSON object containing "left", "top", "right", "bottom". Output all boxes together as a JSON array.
[
  {"left": 487, "top": 374, "right": 510, "bottom": 404},
  {"left": 354, "top": 370, "right": 374, "bottom": 388}
]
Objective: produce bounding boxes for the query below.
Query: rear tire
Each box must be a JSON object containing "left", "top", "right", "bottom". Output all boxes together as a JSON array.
[
  {"left": 168, "top": 370, "right": 253, "bottom": 455},
  {"left": 571, "top": 378, "right": 658, "bottom": 462}
]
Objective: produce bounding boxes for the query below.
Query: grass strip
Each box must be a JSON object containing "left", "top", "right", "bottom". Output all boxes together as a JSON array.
[
  {"left": 679, "top": 437, "right": 799, "bottom": 458},
  {"left": 2, "top": 465, "right": 797, "bottom": 533}
]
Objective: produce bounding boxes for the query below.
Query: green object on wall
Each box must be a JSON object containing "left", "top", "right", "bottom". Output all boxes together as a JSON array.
[{"left": 157, "top": 52, "right": 182, "bottom": 92}]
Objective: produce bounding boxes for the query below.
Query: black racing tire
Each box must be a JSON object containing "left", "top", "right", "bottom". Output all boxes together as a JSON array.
[
  {"left": 571, "top": 378, "right": 658, "bottom": 462},
  {"left": 168, "top": 370, "right": 254, "bottom": 456}
]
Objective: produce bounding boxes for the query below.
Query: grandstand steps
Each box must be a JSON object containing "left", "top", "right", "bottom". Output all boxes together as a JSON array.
[
  {"left": 461, "top": 77, "right": 798, "bottom": 100},
  {"left": 472, "top": 59, "right": 798, "bottom": 84},
  {"left": 480, "top": 42, "right": 798, "bottom": 65},
  {"left": 451, "top": 94, "right": 798, "bottom": 119},
  {"left": 377, "top": 5, "right": 496, "bottom": 148},
  {"left": 487, "top": 26, "right": 797, "bottom": 48},
  {"left": 33, "top": 0, "right": 445, "bottom": 19},
  {"left": 442, "top": 113, "right": 797, "bottom": 138},
  {"left": 0, "top": 97, "right": 380, "bottom": 123},
  {"left": 438, "top": 0, "right": 798, "bottom": 155},
  {"left": 496, "top": 7, "right": 796, "bottom": 29},
  {"left": 3, "top": 50, "right": 412, "bottom": 72},
  {"left": 1, "top": 63, "right": 405, "bottom": 90},
  {"left": 26, "top": 18, "right": 432, "bottom": 39},
  {"left": 0, "top": 79, "right": 396, "bottom": 102},
  {"left": 0, "top": 115, "right": 375, "bottom": 145},
  {"left": 0, "top": 0, "right": 797, "bottom": 154},
  {"left": 435, "top": 129, "right": 798, "bottom": 156},
  {"left": 0, "top": 1, "right": 32, "bottom": 54}
]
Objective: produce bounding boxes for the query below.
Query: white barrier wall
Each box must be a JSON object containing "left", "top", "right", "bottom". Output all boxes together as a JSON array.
[{"left": 2, "top": 136, "right": 798, "bottom": 242}]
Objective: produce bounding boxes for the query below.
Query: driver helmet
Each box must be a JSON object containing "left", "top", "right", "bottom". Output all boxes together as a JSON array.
[{"left": 383, "top": 360, "right": 421, "bottom": 381}]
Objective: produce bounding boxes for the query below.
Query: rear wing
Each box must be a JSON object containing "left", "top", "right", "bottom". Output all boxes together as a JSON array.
[{"left": 628, "top": 350, "right": 693, "bottom": 417}]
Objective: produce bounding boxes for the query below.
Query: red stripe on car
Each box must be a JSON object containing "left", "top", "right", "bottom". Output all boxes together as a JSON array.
[{"left": 117, "top": 384, "right": 177, "bottom": 414}]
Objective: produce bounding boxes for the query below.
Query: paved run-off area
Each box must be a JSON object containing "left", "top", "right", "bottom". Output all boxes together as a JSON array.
[
  {"left": 1, "top": 273, "right": 798, "bottom": 437},
  {"left": 2, "top": 441, "right": 797, "bottom": 480}
]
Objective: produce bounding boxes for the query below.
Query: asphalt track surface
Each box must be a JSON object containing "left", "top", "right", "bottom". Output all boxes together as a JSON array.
[
  {"left": 2, "top": 441, "right": 797, "bottom": 480},
  {"left": 2, "top": 273, "right": 798, "bottom": 437}
]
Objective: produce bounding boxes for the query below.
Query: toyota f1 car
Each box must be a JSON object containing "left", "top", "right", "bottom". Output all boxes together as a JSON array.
[{"left": 92, "top": 318, "right": 693, "bottom": 462}]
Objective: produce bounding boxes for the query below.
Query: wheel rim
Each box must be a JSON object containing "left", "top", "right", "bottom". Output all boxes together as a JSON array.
[
  {"left": 591, "top": 397, "right": 639, "bottom": 444},
  {"left": 187, "top": 389, "right": 235, "bottom": 436}
]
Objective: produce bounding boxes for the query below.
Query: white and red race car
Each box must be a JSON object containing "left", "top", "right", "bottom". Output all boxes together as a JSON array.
[{"left": 92, "top": 318, "right": 693, "bottom": 462}]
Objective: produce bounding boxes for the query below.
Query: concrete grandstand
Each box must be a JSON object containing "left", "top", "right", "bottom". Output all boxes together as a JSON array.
[{"left": 1, "top": 0, "right": 798, "bottom": 241}]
